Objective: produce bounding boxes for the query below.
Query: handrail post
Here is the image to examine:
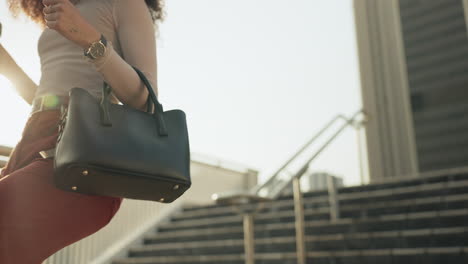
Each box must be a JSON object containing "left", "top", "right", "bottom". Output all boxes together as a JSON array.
[
  {"left": 327, "top": 174, "right": 340, "bottom": 221},
  {"left": 293, "top": 177, "right": 306, "bottom": 264},
  {"left": 356, "top": 124, "right": 365, "bottom": 185},
  {"left": 352, "top": 112, "right": 368, "bottom": 185},
  {"left": 214, "top": 195, "right": 269, "bottom": 264},
  {"left": 243, "top": 213, "right": 255, "bottom": 264}
]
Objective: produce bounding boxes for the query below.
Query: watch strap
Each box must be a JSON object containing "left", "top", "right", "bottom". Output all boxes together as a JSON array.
[{"left": 84, "top": 34, "right": 107, "bottom": 58}]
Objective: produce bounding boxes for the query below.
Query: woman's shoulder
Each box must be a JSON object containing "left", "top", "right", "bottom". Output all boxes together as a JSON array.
[{"left": 110, "top": 0, "right": 153, "bottom": 28}]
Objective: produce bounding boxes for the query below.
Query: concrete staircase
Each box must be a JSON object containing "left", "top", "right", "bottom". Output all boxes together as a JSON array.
[{"left": 112, "top": 171, "right": 468, "bottom": 264}]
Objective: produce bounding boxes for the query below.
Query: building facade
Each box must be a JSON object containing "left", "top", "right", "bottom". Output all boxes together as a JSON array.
[{"left": 354, "top": 0, "right": 468, "bottom": 181}]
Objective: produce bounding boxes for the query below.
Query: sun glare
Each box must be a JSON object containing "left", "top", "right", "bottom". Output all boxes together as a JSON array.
[{"left": 0, "top": 75, "right": 31, "bottom": 147}]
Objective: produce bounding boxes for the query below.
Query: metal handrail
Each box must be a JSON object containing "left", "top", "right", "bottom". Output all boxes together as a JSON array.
[
  {"left": 215, "top": 109, "right": 366, "bottom": 203},
  {"left": 251, "top": 114, "right": 350, "bottom": 195},
  {"left": 259, "top": 110, "right": 365, "bottom": 199},
  {"left": 213, "top": 109, "right": 367, "bottom": 264}
]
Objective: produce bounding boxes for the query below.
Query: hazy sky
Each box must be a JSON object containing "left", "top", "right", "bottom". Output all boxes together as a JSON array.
[{"left": 0, "top": 0, "right": 364, "bottom": 186}]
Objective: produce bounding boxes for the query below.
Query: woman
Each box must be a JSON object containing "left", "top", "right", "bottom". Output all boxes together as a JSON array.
[{"left": 0, "top": 0, "right": 163, "bottom": 262}]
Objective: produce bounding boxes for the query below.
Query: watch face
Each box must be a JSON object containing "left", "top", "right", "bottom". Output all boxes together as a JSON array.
[{"left": 90, "top": 43, "right": 106, "bottom": 59}]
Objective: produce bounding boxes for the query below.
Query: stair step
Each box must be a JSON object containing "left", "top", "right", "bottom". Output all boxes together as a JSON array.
[
  {"left": 113, "top": 247, "right": 468, "bottom": 264},
  {"left": 146, "top": 208, "right": 468, "bottom": 245},
  {"left": 171, "top": 192, "right": 468, "bottom": 223},
  {"left": 113, "top": 253, "right": 244, "bottom": 264},
  {"left": 182, "top": 172, "right": 468, "bottom": 213},
  {"left": 114, "top": 172, "right": 468, "bottom": 264},
  {"left": 129, "top": 227, "right": 468, "bottom": 256},
  {"left": 177, "top": 179, "right": 468, "bottom": 220},
  {"left": 157, "top": 205, "right": 468, "bottom": 232}
]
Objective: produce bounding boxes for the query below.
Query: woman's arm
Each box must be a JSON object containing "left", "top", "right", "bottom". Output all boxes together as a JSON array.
[
  {"left": 0, "top": 44, "right": 38, "bottom": 105},
  {"left": 42, "top": 0, "right": 158, "bottom": 111},
  {"left": 86, "top": 0, "right": 158, "bottom": 111}
]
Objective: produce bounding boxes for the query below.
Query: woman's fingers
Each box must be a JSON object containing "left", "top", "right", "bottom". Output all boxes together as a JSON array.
[
  {"left": 42, "top": 0, "right": 62, "bottom": 6},
  {"left": 43, "top": 5, "right": 53, "bottom": 14},
  {"left": 41, "top": 0, "right": 92, "bottom": 47},
  {"left": 45, "top": 20, "right": 59, "bottom": 30},
  {"left": 44, "top": 12, "right": 60, "bottom": 21},
  {"left": 43, "top": 3, "right": 63, "bottom": 14},
  {"left": 43, "top": 3, "right": 65, "bottom": 26}
]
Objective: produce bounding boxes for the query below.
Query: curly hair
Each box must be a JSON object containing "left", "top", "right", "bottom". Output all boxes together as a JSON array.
[{"left": 7, "top": 0, "right": 166, "bottom": 30}]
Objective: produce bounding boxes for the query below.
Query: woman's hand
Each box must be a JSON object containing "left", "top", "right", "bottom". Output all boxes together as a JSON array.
[{"left": 42, "top": 0, "right": 101, "bottom": 49}]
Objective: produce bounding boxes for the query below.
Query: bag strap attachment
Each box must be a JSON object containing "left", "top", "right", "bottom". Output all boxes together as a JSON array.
[
  {"left": 100, "top": 83, "right": 113, "bottom": 126},
  {"left": 100, "top": 66, "right": 168, "bottom": 137}
]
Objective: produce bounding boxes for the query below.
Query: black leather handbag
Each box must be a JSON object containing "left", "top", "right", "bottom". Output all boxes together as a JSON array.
[{"left": 53, "top": 66, "right": 191, "bottom": 203}]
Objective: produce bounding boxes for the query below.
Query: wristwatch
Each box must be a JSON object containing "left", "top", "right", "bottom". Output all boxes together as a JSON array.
[{"left": 84, "top": 34, "right": 107, "bottom": 60}]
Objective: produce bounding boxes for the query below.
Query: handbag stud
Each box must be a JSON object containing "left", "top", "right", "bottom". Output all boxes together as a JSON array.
[
  {"left": 159, "top": 198, "right": 165, "bottom": 202},
  {"left": 82, "top": 170, "right": 89, "bottom": 176},
  {"left": 72, "top": 186, "right": 78, "bottom": 191},
  {"left": 173, "top": 184, "right": 179, "bottom": 190}
]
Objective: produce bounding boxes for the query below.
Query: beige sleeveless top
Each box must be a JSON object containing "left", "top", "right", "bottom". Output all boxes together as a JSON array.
[{"left": 35, "top": 0, "right": 158, "bottom": 101}]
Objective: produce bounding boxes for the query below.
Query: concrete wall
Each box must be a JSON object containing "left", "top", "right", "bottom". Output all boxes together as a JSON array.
[{"left": 185, "top": 153, "right": 258, "bottom": 205}]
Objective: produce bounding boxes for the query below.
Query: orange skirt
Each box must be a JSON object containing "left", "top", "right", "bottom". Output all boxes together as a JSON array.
[{"left": 0, "top": 109, "right": 123, "bottom": 263}]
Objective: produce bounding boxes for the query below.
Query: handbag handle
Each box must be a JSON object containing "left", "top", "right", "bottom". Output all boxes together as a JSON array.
[{"left": 100, "top": 66, "right": 168, "bottom": 137}]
